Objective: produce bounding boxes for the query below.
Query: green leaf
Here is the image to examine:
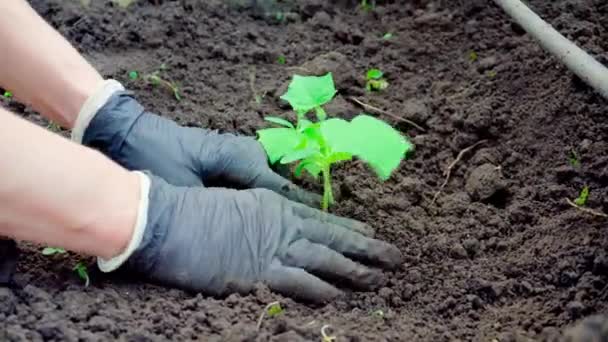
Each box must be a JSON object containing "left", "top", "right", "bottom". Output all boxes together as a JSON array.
[
  {"left": 328, "top": 152, "right": 352, "bottom": 164},
  {"left": 280, "top": 73, "right": 337, "bottom": 114},
  {"left": 280, "top": 146, "right": 319, "bottom": 164},
  {"left": 267, "top": 302, "right": 283, "bottom": 317},
  {"left": 257, "top": 128, "right": 302, "bottom": 164},
  {"left": 295, "top": 158, "right": 322, "bottom": 178},
  {"left": 265, "top": 116, "right": 295, "bottom": 129},
  {"left": 3, "top": 91, "right": 12, "bottom": 98},
  {"left": 315, "top": 106, "right": 327, "bottom": 121},
  {"left": 277, "top": 55, "right": 286, "bottom": 65},
  {"left": 574, "top": 185, "right": 590, "bottom": 206},
  {"left": 128, "top": 71, "right": 139, "bottom": 80},
  {"left": 366, "top": 69, "right": 384, "bottom": 80},
  {"left": 321, "top": 115, "right": 413, "bottom": 180},
  {"left": 42, "top": 247, "right": 66, "bottom": 256},
  {"left": 73, "top": 262, "right": 90, "bottom": 287},
  {"left": 382, "top": 32, "right": 393, "bottom": 40}
]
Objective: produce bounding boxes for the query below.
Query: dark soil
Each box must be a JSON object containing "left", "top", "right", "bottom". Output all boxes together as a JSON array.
[{"left": 3, "top": 0, "right": 608, "bottom": 340}]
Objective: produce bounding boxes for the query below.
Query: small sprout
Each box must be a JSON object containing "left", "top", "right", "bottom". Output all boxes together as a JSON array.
[
  {"left": 112, "top": 0, "right": 137, "bottom": 8},
  {"left": 574, "top": 185, "right": 590, "bottom": 206},
  {"left": 321, "top": 325, "right": 336, "bottom": 342},
  {"left": 41, "top": 247, "right": 66, "bottom": 256},
  {"left": 47, "top": 121, "right": 61, "bottom": 133},
  {"left": 73, "top": 262, "right": 90, "bottom": 287},
  {"left": 568, "top": 149, "right": 580, "bottom": 167},
  {"left": 360, "top": 0, "right": 375, "bottom": 11},
  {"left": 382, "top": 32, "right": 394, "bottom": 40},
  {"left": 277, "top": 55, "right": 287, "bottom": 65},
  {"left": 366, "top": 68, "right": 389, "bottom": 92},
  {"left": 469, "top": 51, "right": 478, "bottom": 62},
  {"left": 487, "top": 70, "right": 497, "bottom": 78},
  {"left": 128, "top": 70, "right": 139, "bottom": 80},
  {"left": 143, "top": 67, "right": 181, "bottom": 101},
  {"left": 275, "top": 12, "right": 285, "bottom": 22},
  {"left": 256, "top": 301, "right": 283, "bottom": 330},
  {"left": 371, "top": 309, "right": 384, "bottom": 319},
  {"left": 3, "top": 91, "right": 12, "bottom": 98}
]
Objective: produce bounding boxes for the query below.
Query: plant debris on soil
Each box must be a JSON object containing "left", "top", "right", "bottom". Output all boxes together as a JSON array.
[{"left": 3, "top": 0, "right": 608, "bottom": 341}]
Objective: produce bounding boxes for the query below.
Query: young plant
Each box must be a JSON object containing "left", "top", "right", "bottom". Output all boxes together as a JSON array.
[
  {"left": 135, "top": 64, "right": 182, "bottom": 101},
  {"left": 257, "top": 73, "right": 413, "bottom": 211},
  {"left": 366, "top": 69, "right": 389, "bottom": 92},
  {"left": 41, "top": 247, "right": 66, "bottom": 256},
  {"left": 382, "top": 32, "right": 394, "bottom": 40},
  {"left": 574, "top": 185, "right": 590, "bottom": 206},
  {"left": 568, "top": 149, "right": 580, "bottom": 167},
  {"left": 73, "top": 261, "right": 90, "bottom": 287},
  {"left": 3, "top": 91, "right": 12, "bottom": 98},
  {"left": 277, "top": 55, "right": 287, "bottom": 65},
  {"left": 360, "top": 0, "right": 375, "bottom": 11}
]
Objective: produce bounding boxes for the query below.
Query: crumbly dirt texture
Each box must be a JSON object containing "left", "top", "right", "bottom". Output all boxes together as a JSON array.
[{"left": 3, "top": 0, "right": 608, "bottom": 341}]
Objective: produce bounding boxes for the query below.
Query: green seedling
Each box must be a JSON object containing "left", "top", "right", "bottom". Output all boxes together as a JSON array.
[
  {"left": 257, "top": 73, "right": 412, "bottom": 211},
  {"left": 568, "top": 149, "right": 580, "bottom": 167},
  {"left": 382, "top": 32, "right": 394, "bottom": 40},
  {"left": 469, "top": 51, "right": 478, "bottom": 62},
  {"left": 277, "top": 55, "right": 287, "bottom": 65},
  {"left": 3, "top": 91, "right": 12, "bottom": 98},
  {"left": 111, "top": 0, "right": 136, "bottom": 8},
  {"left": 256, "top": 301, "right": 284, "bottom": 330},
  {"left": 41, "top": 247, "right": 66, "bottom": 256},
  {"left": 487, "top": 70, "right": 497, "bottom": 78},
  {"left": 128, "top": 70, "right": 139, "bottom": 80},
  {"left": 141, "top": 66, "right": 181, "bottom": 101},
  {"left": 574, "top": 185, "right": 589, "bottom": 206},
  {"left": 360, "top": 0, "right": 375, "bottom": 11},
  {"left": 73, "top": 262, "right": 90, "bottom": 287},
  {"left": 321, "top": 325, "right": 336, "bottom": 342},
  {"left": 366, "top": 68, "right": 389, "bottom": 92}
]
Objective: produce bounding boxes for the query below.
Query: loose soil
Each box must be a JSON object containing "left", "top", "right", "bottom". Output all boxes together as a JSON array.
[{"left": 3, "top": 0, "right": 608, "bottom": 341}]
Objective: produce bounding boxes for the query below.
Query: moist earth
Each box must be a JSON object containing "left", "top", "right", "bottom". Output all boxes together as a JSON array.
[{"left": 2, "top": 0, "right": 608, "bottom": 341}]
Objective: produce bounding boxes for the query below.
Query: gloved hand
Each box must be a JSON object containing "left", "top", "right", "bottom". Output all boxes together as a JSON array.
[
  {"left": 102, "top": 172, "right": 402, "bottom": 302},
  {"left": 71, "top": 80, "right": 320, "bottom": 207}
]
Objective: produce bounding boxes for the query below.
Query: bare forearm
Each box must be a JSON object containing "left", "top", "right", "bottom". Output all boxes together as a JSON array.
[
  {"left": 0, "top": 107, "right": 139, "bottom": 259},
  {"left": 0, "top": 0, "right": 102, "bottom": 128}
]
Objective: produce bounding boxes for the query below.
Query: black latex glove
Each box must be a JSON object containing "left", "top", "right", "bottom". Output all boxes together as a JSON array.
[
  {"left": 119, "top": 172, "right": 402, "bottom": 302},
  {"left": 82, "top": 91, "right": 320, "bottom": 207},
  {"left": 0, "top": 238, "right": 18, "bottom": 286}
]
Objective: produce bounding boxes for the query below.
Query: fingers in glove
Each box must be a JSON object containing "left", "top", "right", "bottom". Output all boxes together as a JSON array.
[
  {"left": 0, "top": 239, "right": 19, "bottom": 285},
  {"left": 252, "top": 170, "right": 322, "bottom": 208},
  {"left": 291, "top": 201, "right": 375, "bottom": 238},
  {"left": 299, "top": 218, "right": 402, "bottom": 270},
  {"left": 263, "top": 259, "right": 342, "bottom": 303},
  {"left": 283, "top": 239, "right": 385, "bottom": 291}
]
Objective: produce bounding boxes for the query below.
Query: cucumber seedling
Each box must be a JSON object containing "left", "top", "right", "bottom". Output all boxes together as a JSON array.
[
  {"left": 366, "top": 68, "right": 389, "bottom": 92},
  {"left": 130, "top": 64, "right": 182, "bottom": 101},
  {"left": 41, "top": 247, "right": 66, "bottom": 255},
  {"left": 257, "top": 73, "right": 412, "bottom": 211},
  {"left": 73, "top": 261, "right": 90, "bottom": 287},
  {"left": 574, "top": 185, "right": 590, "bottom": 206}
]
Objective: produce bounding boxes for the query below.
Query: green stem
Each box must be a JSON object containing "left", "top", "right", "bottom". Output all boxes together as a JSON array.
[{"left": 321, "top": 164, "right": 333, "bottom": 211}]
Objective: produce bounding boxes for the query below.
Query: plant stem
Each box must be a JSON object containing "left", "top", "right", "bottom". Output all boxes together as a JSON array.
[{"left": 321, "top": 165, "right": 333, "bottom": 211}]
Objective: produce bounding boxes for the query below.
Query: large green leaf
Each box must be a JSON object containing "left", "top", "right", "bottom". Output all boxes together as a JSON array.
[
  {"left": 257, "top": 128, "right": 302, "bottom": 164},
  {"left": 320, "top": 114, "right": 413, "bottom": 180},
  {"left": 295, "top": 157, "right": 322, "bottom": 178},
  {"left": 280, "top": 73, "right": 337, "bottom": 114}
]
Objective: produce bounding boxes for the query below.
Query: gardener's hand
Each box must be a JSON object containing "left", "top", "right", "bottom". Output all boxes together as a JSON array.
[
  {"left": 71, "top": 81, "right": 320, "bottom": 207},
  {"left": 105, "top": 172, "right": 401, "bottom": 303}
]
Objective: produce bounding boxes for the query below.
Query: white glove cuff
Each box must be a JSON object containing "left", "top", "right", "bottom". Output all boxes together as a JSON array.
[
  {"left": 97, "top": 171, "right": 150, "bottom": 273},
  {"left": 71, "top": 79, "right": 125, "bottom": 144}
]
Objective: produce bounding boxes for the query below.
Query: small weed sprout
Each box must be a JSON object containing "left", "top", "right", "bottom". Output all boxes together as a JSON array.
[
  {"left": 130, "top": 64, "right": 181, "bottom": 101},
  {"left": 568, "top": 149, "right": 580, "bottom": 167},
  {"left": 360, "top": 0, "right": 375, "bottom": 11},
  {"left": 277, "top": 55, "right": 287, "bottom": 65},
  {"left": 256, "top": 301, "right": 284, "bottom": 330},
  {"left": 3, "top": 91, "right": 12, "bottom": 98},
  {"left": 41, "top": 247, "right": 66, "bottom": 256},
  {"left": 382, "top": 32, "right": 394, "bottom": 40},
  {"left": 73, "top": 262, "right": 90, "bottom": 287},
  {"left": 257, "top": 73, "right": 412, "bottom": 211},
  {"left": 469, "top": 51, "right": 478, "bottom": 62},
  {"left": 487, "top": 70, "right": 497, "bottom": 78},
  {"left": 574, "top": 185, "right": 590, "bottom": 206},
  {"left": 366, "top": 68, "right": 389, "bottom": 92}
]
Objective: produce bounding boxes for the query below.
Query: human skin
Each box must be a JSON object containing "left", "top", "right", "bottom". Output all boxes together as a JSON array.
[
  {"left": 0, "top": 0, "right": 102, "bottom": 129},
  {"left": 0, "top": 107, "right": 139, "bottom": 259}
]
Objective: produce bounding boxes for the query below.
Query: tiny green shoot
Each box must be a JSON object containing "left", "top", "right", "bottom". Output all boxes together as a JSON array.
[
  {"left": 142, "top": 66, "right": 181, "bottom": 101},
  {"left": 568, "top": 149, "right": 580, "bottom": 167},
  {"left": 3, "top": 91, "right": 12, "bottom": 98},
  {"left": 366, "top": 68, "right": 389, "bottom": 92},
  {"left": 469, "top": 51, "right": 478, "bottom": 62},
  {"left": 41, "top": 247, "right": 66, "bottom": 256},
  {"left": 487, "top": 70, "right": 497, "bottom": 78},
  {"left": 73, "top": 262, "right": 90, "bottom": 287},
  {"left": 382, "top": 32, "right": 394, "bottom": 40},
  {"left": 371, "top": 309, "right": 385, "bottom": 319},
  {"left": 360, "top": 0, "right": 375, "bottom": 11},
  {"left": 277, "top": 55, "right": 287, "bottom": 65},
  {"left": 47, "top": 121, "right": 61, "bottom": 133},
  {"left": 257, "top": 73, "right": 412, "bottom": 211},
  {"left": 574, "top": 185, "right": 590, "bottom": 206},
  {"left": 128, "top": 70, "right": 139, "bottom": 80},
  {"left": 256, "top": 301, "right": 283, "bottom": 330},
  {"left": 321, "top": 325, "right": 336, "bottom": 342},
  {"left": 111, "top": 0, "right": 136, "bottom": 8}
]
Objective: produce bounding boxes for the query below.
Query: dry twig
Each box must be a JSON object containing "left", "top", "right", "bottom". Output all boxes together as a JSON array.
[
  {"left": 565, "top": 198, "right": 608, "bottom": 218},
  {"left": 347, "top": 97, "right": 426, "bottom": 132},
  {"left": 431, "top": 140, "right": 487, "bottom": 206}
]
